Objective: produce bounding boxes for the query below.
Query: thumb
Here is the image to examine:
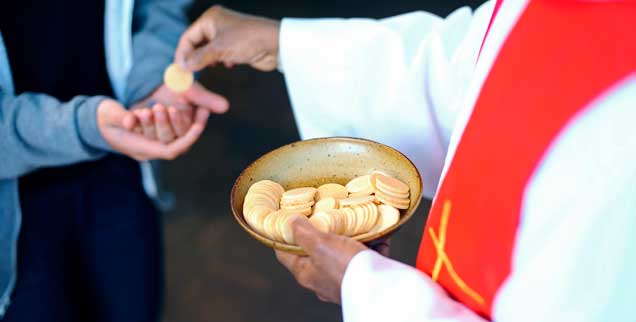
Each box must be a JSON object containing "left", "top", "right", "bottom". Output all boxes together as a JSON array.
[
  {"left": 185, "top": 42, "right": 221, "bottom": 72},
  {"left": 185, "top": 82, "right": 229, "bottom": 114},
  {"left": 99, "top": 100, "right": 131, "bottom": 129},
  {"left": 291, "top": 216, "right": 327, "bottom": 256}
]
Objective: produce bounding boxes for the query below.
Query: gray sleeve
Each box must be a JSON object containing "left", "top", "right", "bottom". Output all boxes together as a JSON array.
[
  {"left": 124, "top": 0, "right": 192, "bottom": 105},
  {"left": 0, "top": 92, "right": 114, "bottom": 179}
]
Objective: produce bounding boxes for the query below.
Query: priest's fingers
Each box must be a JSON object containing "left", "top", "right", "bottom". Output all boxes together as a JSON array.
[
  {"left": 185, "top": 42, "right": 225, "bottom": 72},
  {"left": 316, "top": 294, "right": 330, "bottom": 303},
  {"left": 275, "top": 250, "right": 299, "bottom": 270},
  {"left": 275, "top": 250, "right": 321, "bottom": 292},
  {"left": 175, "top": 16, "right": 217, "bottom": 71},
  {"left": 290, "top": 216, "right": 329, "bottom": 256},
  {"left": 184, "top": 82, "right": 229, "bottom": 114},
  {"left": 368, "top": 238, "right": 392, "bottom": 257},
  {"left": 292, "top": 216, "right": 367, "bottom": 284}
]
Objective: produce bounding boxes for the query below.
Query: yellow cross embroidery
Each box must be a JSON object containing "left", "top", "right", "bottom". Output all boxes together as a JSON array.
[{"left": 428, "top": 200, "right": 485, "bottom": 305}]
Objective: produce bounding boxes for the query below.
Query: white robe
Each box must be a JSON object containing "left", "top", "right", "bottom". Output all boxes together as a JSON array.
[{"left": 278, "top": 0, "right": 636, "bottom": 321}]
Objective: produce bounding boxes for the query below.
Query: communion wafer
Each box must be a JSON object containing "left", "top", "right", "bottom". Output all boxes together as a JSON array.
[
  {"left": 326, "top": 209, "right": 347, "bottom": 235},
  {"left": 345, "top": 175, "right": 374, "bottom": 196},
  {"left": 243, "top": 194, "right": 278, "bottom": 215},
  {"left": 375, "top": 188, "right": 409, "bottom": 200},
  {"left": 371, "top": 170, "right": 391, "bottom": 177},
  {"left": 364, "top": 203, "right": 380, "bottom": 232},
  {"left": 374, "top": 181, "right": 410, "bottom": 199},
  {"left": 368, "top": 204, "right": 400, "bottom": 234},
  {"left": 342, "top": 207, "right": 357, "bottom": 236},
  {"left": 243, "top": 180, "right": 283, "bottom": 213},
  {"left": 243, "top": 172, "right": 409, "bottom": 246},
  {"left": 245, "top": 205, "right": 273, "bottom": 231},
  {"left": 280, "top": 214, "right": 304, "bottom": 244},
  {"left": 314, "top": 197, "right": 338, "bottom": 213},
  {"left": 281, "top": 187, "right": 317, "bottom": 205},
  {"left": 281, "top": 206, "right": 312, "bottom": 217},
  {"left": 280, "top": 201, "right": 315, "bottom": 211},
  {"left": 309, "top": 211, "right": 332, "bottom": 233},
  {"left": 248, "top": 187, "right": 280, "bottom": 203},
  {"left": 273, "top": 210, "right": 298, "bottom": 242},
  {"left": 375, "top": 191, "right": 410, "bottom": 210},
  {"left": 316, "top": 183, "right": 348, "bottom": 200},
  {"left": 262, "top": 212, "right": 279, "bottom": 240},
  {"left": 163, "top": 63, "right": 194, "bottom": 93},
  {"left": 350, "top": 205, "right": 368, "bottom": 236},
  {"left": 280, "top": 196, "right": 314, "bottom": 216},
  {"left": 339, "top": 195, "right": 375, "bottom": 208},
  {"left": 374, "top": 174, "right": 410, "bottom": 195},
  {"left": 255, "top": 180, "right": 285, "bottom": 194},
  {"left": 248, "top": 179, "right": 284, "bottom": 194},
  {"left": 248, "top": 180, "right": 284, "bottom": 199}
]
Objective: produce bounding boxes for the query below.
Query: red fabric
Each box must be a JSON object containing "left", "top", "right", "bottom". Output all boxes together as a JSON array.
[
  {"left": 477, "top": 0, "right": 503, "bottom": 60},
  {"left": 416, "top": 0, "right": 636, "bottom": 319}
]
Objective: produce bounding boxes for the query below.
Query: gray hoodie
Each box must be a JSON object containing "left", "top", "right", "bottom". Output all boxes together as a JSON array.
[{"left": 0, "top": 0, "right": 191, "bottom": 316}]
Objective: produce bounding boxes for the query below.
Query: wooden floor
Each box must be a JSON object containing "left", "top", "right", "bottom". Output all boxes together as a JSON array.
[{"left": 160, "top": 1, "right": 482, "bottom": 321}]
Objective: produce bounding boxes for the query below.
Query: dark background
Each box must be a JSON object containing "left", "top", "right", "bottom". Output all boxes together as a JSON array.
[{"left": 161, "top": 1, "right": 484, "bottom": 321}]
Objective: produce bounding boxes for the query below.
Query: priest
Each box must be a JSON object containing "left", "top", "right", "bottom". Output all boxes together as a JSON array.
[{"left": 174, "top": 1, "right": 636, "bottom": 321}]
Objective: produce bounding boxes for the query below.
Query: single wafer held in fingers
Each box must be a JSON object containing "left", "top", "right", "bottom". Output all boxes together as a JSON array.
[{"left": 164, "top": 63, "right": 194, "bottom": 92}]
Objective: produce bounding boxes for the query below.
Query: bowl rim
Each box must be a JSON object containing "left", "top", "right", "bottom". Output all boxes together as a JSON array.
[{"left": 230, "top": 136, "right": 423, "bottom": 255}]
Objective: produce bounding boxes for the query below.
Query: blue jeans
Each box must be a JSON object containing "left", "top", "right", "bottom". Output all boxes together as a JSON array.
[{"left": 4, "top": 155, "right": 162, "bottom": 322}]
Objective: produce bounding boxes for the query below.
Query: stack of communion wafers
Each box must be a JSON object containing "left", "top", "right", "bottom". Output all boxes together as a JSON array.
[{"left": 242, "top": 171, "right": 410, "bottom": 245}]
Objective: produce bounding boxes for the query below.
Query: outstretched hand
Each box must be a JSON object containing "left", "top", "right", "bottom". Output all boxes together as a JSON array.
[
  {"left": 175, "top": 6, "right": 280, "bottom": 72},
  {"left": 129, "top": 81, "right": 229, "bottom": 144},
  {"left": 97, "top": 99, "right": 209, "bottom": 160},
  {"left": 275, "top": 216, "right": 368, "bottom": 304}
]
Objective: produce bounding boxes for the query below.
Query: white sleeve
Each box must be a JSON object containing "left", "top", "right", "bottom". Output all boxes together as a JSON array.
[
  {"left": 279, "top": 1, "right": 494, "bottom": 198},
  {"left": 341, "top": 250, "right": 487, "bottom": 322},
  {"left": 492, "top": 77, "right": 636, "bottom": 321}
]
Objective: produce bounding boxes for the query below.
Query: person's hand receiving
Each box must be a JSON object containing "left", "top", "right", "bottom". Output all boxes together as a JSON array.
[
  {"left": 175, "top": 6, "right": 280, "bottom": 72},
  {"left": 97, "top": 98, "right": 208, "bottom": 160},
  {"left": 129, "top": 81, "right": 229, "bottom": 143},
  {"left": 275, "top": 216, "right": 368, "bottom": 304}
]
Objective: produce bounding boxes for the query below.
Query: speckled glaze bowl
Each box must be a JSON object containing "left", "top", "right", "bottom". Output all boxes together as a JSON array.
[{"left": 230, "top": 137, "right": 423, "bottom": 255}]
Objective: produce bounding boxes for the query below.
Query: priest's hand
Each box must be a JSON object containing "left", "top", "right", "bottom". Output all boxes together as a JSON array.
[
  {"left": 275, "top": 216, "right": 367, "bottom": 304},
  {"left": 129, "top": 82, "right": 229, "bottom": 143},
  {"left": 175, "top": 5, "right": 280, "bottom": 72},
  {"left": 97, "top": 99, "right": 208, "bottom": 161}
]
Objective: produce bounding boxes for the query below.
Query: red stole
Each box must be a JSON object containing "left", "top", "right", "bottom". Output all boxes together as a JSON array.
[{"left": 415, "top": 0, "right": 636, "bottom": 319}]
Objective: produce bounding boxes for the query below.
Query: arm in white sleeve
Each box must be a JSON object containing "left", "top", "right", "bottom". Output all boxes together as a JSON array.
[
  {"left": 341, "top": 79, "right": 636, "bottom": 322},
  {"left": 342, "top": 250, "right": 487, "bottom": 322},
  {"left": 279, "top": 1, "right": 494, "bottom": 198}
]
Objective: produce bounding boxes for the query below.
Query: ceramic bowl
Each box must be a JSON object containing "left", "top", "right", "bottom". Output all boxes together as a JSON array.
[{"left": 230, "top": 137, "right": 423, "bottom": 255}]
